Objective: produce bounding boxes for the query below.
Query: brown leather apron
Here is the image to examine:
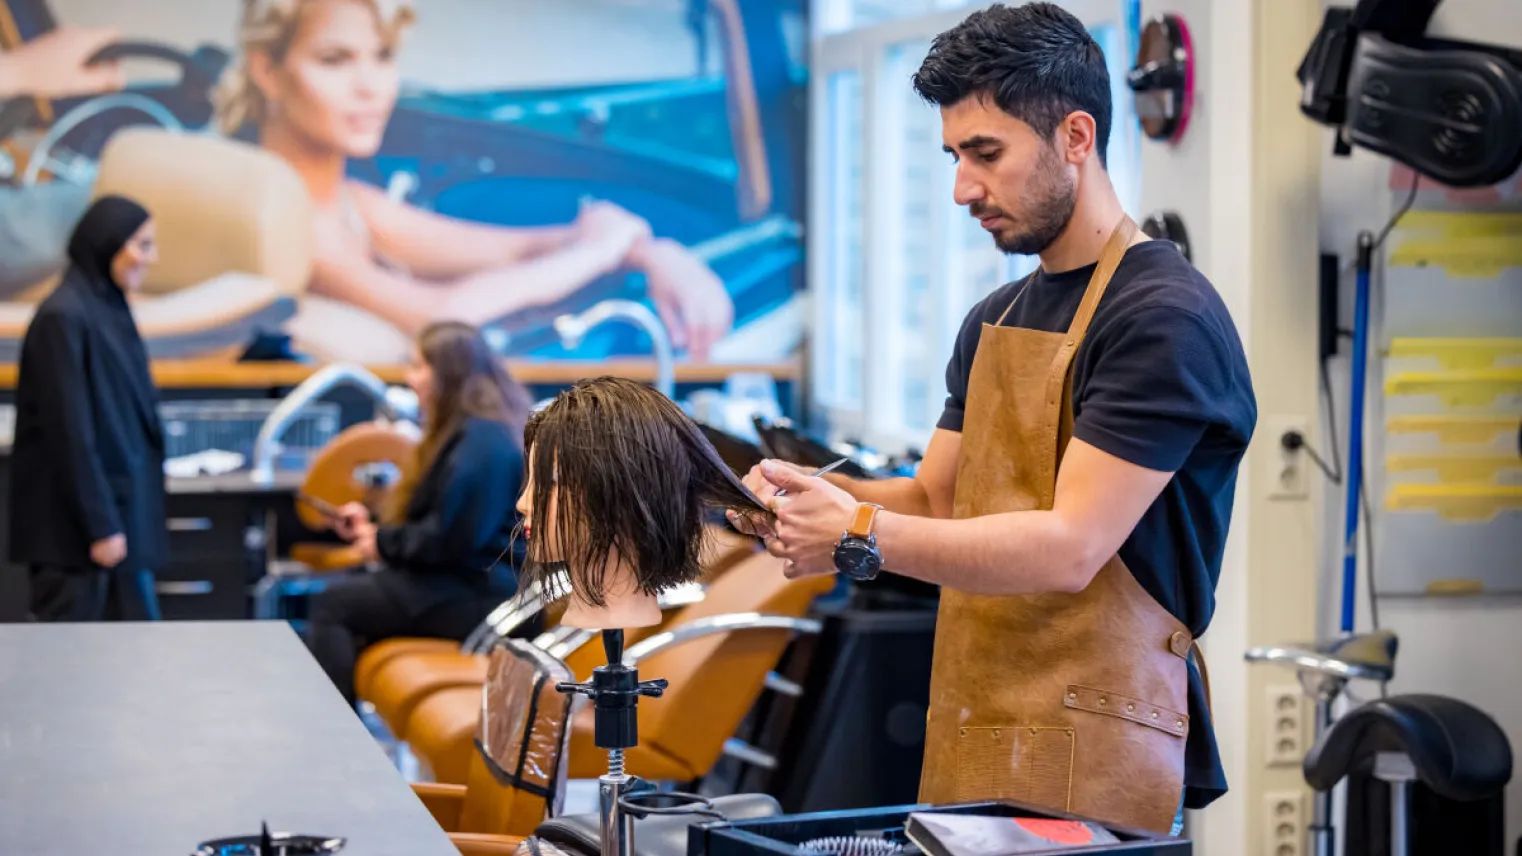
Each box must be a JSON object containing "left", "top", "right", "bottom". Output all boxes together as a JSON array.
[{"left": 917, "top": 216, "right": 1201, "bottom": 834}]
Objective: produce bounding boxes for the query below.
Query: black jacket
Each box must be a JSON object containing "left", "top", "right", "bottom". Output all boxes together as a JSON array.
[
  {"left": 8, "top": 271, "right": 167, "bottom": 571},
  {"left": 376, "top": 416, "right": 525, "bottom": 588}
]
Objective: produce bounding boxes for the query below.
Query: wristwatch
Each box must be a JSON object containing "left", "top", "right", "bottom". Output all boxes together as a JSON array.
[{"left": 833, "top": 502, "right": 884, "bottom": 581}]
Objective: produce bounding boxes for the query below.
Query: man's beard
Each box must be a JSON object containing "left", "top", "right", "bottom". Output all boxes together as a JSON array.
[{"left": 980, "top": 148, "right": 1078, "bottom": 257}]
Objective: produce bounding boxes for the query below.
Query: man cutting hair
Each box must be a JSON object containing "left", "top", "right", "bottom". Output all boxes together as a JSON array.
[{"left": 732, "top": 2, "right": 1255, "bottom": 836}]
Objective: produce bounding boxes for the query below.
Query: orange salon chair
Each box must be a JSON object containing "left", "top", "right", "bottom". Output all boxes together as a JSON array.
[
  {"left": 411, "top": 636, "right": 576, "bottom": 856},
  {"left": 358, "top": 527, "right": 755, "bottom": 744},
  {"left": 0, "top": 127, "right": 313, "bottom": 362},
  {"left": 356, "top": 524, "right": 754, "bottom": 703},
  {"left": 368, "top": 575, "right": 704, "bottom": 751},
  {"left": 251, "top": 420, "right": 418, "bottom": 619},
  {"left": 406, "top": 551, "right": 831, "bottom": 788}
]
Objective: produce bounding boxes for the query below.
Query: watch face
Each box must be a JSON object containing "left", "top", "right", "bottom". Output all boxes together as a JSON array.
[{"left": 833, "top": 538, "right": 882, "bottom": 581}]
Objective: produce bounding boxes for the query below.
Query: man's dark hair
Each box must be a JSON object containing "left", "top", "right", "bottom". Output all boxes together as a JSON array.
[{"left": 913, "top": 2, "right": 1112, "bottom": 166}]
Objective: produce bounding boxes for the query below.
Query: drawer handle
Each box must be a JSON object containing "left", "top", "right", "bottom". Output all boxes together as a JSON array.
[
  {"left": 167, "top": 517, "right": 213, "bottom": 532},
  {"left": 155, "top": 580, "right": 213, "bottom": 596}
]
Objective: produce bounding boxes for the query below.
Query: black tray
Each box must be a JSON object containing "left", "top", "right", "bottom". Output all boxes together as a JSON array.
[{"left": 688, "top": 801, "right": 1190, "bottom": 856}]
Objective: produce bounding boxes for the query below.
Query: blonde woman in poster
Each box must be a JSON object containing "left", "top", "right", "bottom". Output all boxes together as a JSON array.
[{"left": 215, "top": 0, "right": 734, "bottom": 363}]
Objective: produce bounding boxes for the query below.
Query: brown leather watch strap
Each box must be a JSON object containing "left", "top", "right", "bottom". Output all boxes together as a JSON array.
[{"left": 847, "top": 503, "right": 882, "bottom": 539}]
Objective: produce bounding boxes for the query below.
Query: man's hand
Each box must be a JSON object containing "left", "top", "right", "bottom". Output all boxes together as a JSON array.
[
  {"left": 0, "top": 28, "right": 126, "bottom": 100},
  {"left": 89, "top": 533, "right": 127, "bottom": 568},
  {"left": 727, "top": 458, "right": 815, "bottom": 539},
  {"left": 756, "top": 460, "right": 857, "bottom": 579}
]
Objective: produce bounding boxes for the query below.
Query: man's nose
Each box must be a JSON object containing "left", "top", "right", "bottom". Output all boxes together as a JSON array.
[{"left": 952, "top": 167, "right": 984, "bottom": 207}]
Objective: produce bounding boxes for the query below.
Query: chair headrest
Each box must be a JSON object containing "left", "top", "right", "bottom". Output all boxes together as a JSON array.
[
  {"left": 1303, "top": 693, "right": 1513, "bottom": 800},
  {"left": 92, "top": 128, "right": 314, "bottom": 297}
]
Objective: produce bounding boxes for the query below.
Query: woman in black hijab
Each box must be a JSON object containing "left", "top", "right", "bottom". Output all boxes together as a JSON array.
[{"left": 8, "top": 195, "right": 168, "bottom": 621}]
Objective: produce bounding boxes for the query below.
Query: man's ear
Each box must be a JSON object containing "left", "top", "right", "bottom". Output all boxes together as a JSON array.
[{"left": 1058, "top": 111, "right": 1099, "bottom": 165}]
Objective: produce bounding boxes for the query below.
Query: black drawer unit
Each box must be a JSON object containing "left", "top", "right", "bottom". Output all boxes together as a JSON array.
[{"left": 159, "top": 493, "right": 267, "bottom": 620}]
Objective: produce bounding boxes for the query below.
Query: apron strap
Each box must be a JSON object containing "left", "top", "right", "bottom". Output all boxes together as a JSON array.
[
  {"left": 993, "top": 272, "right": 1038, "bottom": 326},
  {"left": 1190, "top": 641, "right": 1214, "bottom": 715},
  {"left": 1064, "top": 215, "right": 1139, "bottom": 343},
  {"left": 1043, "top": 215, "right": 1138, "bottom": 409}
]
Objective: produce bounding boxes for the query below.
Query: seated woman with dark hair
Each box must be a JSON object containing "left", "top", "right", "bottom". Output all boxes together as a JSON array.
[{"left": 303, "top": 320, "right": 536, "bottom": 704}]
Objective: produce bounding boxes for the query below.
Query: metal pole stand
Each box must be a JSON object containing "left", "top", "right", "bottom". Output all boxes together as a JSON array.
[{"left": 556, "top": 630, "right": 668, "bottom": 856}]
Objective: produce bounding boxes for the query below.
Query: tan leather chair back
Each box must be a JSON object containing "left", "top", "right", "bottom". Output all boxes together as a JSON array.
[
  {"left": 296, "top": 422, "right": 417, "bottom": 530},
  {"left": 459, "top": 638, "right": 576, "bottom": 835},
  {"left": 634, "top": 552, "right": 834, "bottom": 775},
  {"left": 91, "top": 127, "right": 314, "bottom": 297}
]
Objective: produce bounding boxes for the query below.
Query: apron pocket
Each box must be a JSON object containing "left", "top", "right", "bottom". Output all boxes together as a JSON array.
[
  {"left": 1063, "top": 685, "right": 1188, "bottom": 738},
  {"left": 953, "top": 725, "right": 1075, "bottom": 810}
]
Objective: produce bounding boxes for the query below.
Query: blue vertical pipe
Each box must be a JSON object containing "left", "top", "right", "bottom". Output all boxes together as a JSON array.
[{"left": 1341, "top": 231, "right": 1375, "bottom": 633}]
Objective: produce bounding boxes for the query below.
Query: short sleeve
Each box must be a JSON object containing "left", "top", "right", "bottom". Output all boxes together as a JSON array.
[
  {"left": 936, "top": 308, "right": 985, "bottom": 432},
  {"left": 1072, "top": 305, "right": 1242, "bottom": 473}
]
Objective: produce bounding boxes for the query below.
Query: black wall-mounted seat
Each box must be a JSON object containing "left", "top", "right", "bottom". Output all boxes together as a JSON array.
[
  {"left": 1305, "top": 693, "right": 1513, "bottom": 856},
  {"left": 1304, "top": 693, "right": 1512, "bottom": 800}
]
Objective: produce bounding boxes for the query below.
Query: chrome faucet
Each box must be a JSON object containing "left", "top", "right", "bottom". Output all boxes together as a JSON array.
[
  {"left": 554, "top": 299, "right": 674, "bottom": 399},
  {"left": 249, "top": 362, "right": 410, "bottom": 485}
]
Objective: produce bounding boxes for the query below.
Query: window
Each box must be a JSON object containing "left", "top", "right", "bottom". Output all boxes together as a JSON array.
[
  {"left": 815, "top": 0, "right": 987, "bottom": 37},
  {"left": 809, "top": 0, "right": 1143, "bottom": 453},
  {"left": 811, "top": 70, "right": 866, "bottom": 410}
]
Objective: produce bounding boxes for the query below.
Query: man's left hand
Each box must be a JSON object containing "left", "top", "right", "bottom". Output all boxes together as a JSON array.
[{"left": 758, "top": 460, "right": 857, "bottom": 579}]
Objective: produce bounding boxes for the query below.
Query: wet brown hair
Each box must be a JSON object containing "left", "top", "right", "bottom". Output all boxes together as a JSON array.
[
  {"left": 387, "top": 321, "right": 533, "bottom": 523},
  {"left": 519, "top": 376, "right": 771, "bottom": 607}
]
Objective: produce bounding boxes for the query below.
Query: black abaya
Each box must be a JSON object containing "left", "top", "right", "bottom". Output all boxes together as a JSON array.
[{"left": 8, "top": 195, "right": 167, "bottom": 621}]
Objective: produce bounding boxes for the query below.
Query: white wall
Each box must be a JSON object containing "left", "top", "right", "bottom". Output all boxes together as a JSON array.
[
  {"left": 1136, "top": 0, "right": 1255, "bottom": 851},
  {"left": 1138, "top": 2, "right": 1331, "bottom": 854},
  {"left": 49, "top": 0, "right": 709, "bottom": 89},
  {"left": 1316, "top": 3, "right": 1522, "bottom": 848}
]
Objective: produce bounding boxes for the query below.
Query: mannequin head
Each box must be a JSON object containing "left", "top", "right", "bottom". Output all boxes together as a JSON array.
[{"left": 516, "top": 377, "right": 770, "bottom": 629}]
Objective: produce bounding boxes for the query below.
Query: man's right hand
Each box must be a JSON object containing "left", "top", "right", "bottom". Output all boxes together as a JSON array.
[
  {"left": 0, "top": 28, "right": 126, "bottom": 101},
  {"left": 726, "top": 459, "right": 815, "bottom": 539},
  {"left": 90, "top": 533, "right": 127, "bottom": 568}
]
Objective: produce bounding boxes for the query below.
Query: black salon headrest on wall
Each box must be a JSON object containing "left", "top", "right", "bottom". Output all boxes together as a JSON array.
[{"left": 1298, "top": 0, "right": 1522, "bottom": 187}]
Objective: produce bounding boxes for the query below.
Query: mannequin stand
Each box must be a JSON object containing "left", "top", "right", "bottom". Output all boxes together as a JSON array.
[{"left": 557, "top": 630, "right": 668, "bottom": 856}]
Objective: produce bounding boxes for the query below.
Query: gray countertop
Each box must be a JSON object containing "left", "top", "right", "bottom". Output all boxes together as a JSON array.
[
  {"left": 166, "top": 470, "right": 307, "bottom": 495},
  {"left": 0, "top": 622, "right": 459, "bottom": 856}
]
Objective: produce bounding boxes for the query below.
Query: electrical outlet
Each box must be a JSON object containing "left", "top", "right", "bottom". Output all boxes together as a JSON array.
[
  {"left": 1263, "top": 791, "right": 1306, "bottom": 856},
  {"left": 1265, "top": 415, "right": 1312, "bottom": 500},
  {"left": 1265, "top": 685, "right": 1305, "bottom": 767}
]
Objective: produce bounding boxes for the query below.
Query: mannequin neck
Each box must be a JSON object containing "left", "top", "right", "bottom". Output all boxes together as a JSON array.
[{"left": 558, "top": 556, "right": 663, "bottom": 630}]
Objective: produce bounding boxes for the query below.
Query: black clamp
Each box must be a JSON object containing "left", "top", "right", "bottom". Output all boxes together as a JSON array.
[{"left": 556, "top": 630, "right": 667, "bottom": 750}]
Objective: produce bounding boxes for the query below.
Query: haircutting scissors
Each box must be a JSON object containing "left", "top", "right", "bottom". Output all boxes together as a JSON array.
[{"left": 773, "top": 457, "right": 850, "bottom": 497}]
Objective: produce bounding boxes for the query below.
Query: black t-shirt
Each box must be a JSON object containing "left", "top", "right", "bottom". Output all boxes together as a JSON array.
[{"left": 938, "top": 240, "right": 1256, "bottom": 810}]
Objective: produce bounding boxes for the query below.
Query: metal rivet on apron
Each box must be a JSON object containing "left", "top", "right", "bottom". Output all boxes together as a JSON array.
[
  {"left": 1151, "top": 712, "right": 1159, "bottom": 719},
  {"left": 1098, "top": 697, "right": 1106, "bottom": 705},
  {"left": 1126, "top": 703, "right": 1135, "bottom": 712},
  {"left": 1067, "top": 692, "right": 1076, "bottom": 700},
  {"left": 1175, "top": 720, "right": 1184, "bottom": 729},
  {"left": 1029, "top": 727, "right": 1039, "bottom": 735},
  {"left": 959, "top": 728, "right": 967, "bottom": 736},
  {"left": 992, "top": 729, "right": 1000, "bottom": 738}
]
